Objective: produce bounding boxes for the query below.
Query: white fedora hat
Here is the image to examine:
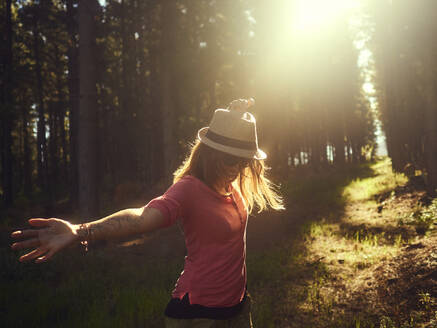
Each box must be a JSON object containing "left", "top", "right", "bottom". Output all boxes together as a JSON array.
[{"left": 198, "top": 106, "right": 267, "bottom": 160}]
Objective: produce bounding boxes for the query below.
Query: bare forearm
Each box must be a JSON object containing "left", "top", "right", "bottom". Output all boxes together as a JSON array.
[{"left": 75, "top": 207, "right": 164, "bottom": 242}]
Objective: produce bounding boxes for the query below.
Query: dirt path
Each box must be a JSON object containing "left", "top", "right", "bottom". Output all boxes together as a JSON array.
[{"left": 276, "top": 182, "right": 437, "bottom": 328}]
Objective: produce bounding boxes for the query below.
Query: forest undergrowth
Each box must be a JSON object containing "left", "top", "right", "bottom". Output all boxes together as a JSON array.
[
  {"left": 249, "top": 158, "right": 436, "bottom": 328},
  {"left": 1, "top": 157, "right": 436, "bottom": 327}
]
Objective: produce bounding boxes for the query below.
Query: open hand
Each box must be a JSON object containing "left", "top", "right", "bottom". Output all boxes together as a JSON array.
[{"left": 11, "top": 218, "right": 79, "bottom": 263}]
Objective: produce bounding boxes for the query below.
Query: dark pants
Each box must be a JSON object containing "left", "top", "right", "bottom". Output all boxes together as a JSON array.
[{"left": 165, "top": 295, "right": 253, "bottom": 328}]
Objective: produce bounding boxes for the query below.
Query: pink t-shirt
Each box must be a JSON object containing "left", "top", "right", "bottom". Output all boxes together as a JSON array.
[{"left": 146, "top": 175, "right": 248, "bottom": 308}]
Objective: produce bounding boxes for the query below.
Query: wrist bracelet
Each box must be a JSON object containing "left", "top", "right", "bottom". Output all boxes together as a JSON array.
[{"left": 77, "top": 223, "right": 91, "bottom": 252}]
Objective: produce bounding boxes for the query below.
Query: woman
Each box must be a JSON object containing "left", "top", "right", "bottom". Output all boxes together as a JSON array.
[{"left": 11, "top": 99, "right": 284, "bottom": 327}]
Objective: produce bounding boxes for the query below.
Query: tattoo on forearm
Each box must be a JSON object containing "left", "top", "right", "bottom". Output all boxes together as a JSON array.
[{"left": 85, "top": 209, "right": 144, "bottom": 242}]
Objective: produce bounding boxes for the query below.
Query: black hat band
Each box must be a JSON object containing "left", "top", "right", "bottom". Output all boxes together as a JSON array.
[{"left": 205, "top": 130, "right": 257, "bottom": 151}]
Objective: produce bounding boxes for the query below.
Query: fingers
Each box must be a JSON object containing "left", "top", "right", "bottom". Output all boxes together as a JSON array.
[
  {"left": 11, "top": 237, "right": 40, "bottom": 251},
  {"left": 228, "top": 99, "right": 245, "bottom": 110},
  {"left": 228, "top": 98, "right": 255, "bottom": 111},
  {"left": 11, "top": 219, "right": 58, "bottom": 264},
  {"left": 35, "top": 250, "right": 55, "bottom": 264},
  {"left": 19, "top": 247, "right": 47, "bottom": 263},
  {"left": 11, "top": 229, "right": 39, "bottom": 239},
  {"left": 28, "top": 218, "right": 53, "bottom": 227},
  {"left": 11, "top": 219, "right": 50, "bottom": 245}
]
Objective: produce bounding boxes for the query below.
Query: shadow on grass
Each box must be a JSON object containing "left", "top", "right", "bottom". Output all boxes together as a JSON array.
[
  {"left": 1, "top": 245, "right": 186, "bottom": 327},
  {"left": 2, "top": 159, "right": 409, "bottom": 328},
  {"left": 338, "top": 221, "right": 415, "bottom": 246},
  {"left": 1, "top": 225, "right": 186, "bottom": 328},
  {"left": 336, "top": 172, "right": 429, "bottom": 248},
  {"left": 248, "top": 159, "right": 436, "bottom": 328},
  {"left": 284, "top": 162, "right": 376, "bottom": 208},
  {"left": 246, "top": 161, "right": 379, "bottom": 327}
]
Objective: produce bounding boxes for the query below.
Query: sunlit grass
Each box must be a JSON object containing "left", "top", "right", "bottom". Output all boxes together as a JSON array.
[
  {"left": 307, "top": 221, "right": 402, "bottom": 273},
  {"left": 2, "top": 158, "right": 433, "bottom": 327},
  {"left": 303, "top": 159, "right": 408, "bottom": 273},
  {"left": 293, "top": 158, "right": 434, "bottom": 327},
  {"left": 282, "top": 161, "right": 376, "bottom": 213},
  {"left": 343, "top": 158, "right": 408, "bottom": 202}
]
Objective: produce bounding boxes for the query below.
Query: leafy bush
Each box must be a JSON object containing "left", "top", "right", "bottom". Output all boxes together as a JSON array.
[{"left": 400, "top": 199, "right": 437, "bottom": 235}]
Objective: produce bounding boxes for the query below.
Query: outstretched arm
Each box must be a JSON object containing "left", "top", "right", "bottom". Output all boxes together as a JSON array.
[
  {"left": 10, "top": 206, "right": 165, "bottom": 263},
  {"left": 75, "top": 207, "right": 165, "bottom": 242}
]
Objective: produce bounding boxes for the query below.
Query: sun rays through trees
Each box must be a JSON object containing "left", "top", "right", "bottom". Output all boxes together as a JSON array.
[{"left": 0, "top": 0, "right": 436, "bottom": 211}]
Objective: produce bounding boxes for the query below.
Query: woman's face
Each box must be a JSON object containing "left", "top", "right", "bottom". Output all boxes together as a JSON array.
[{"left": 221, "top": 156, "right": 250, "bottom": 183}]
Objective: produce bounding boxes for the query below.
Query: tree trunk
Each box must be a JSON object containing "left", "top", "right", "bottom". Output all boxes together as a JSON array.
[
  {"left": 78, "top": 0, "right": 99, "bottom": 218},
  {"left": 33, "top": 6, "right": 48, "bottom": 195},
  {"left": 149, "top": 49, "right": 165, "bottom": 185},
  {"left": 48, "top": 101, "right": 57, "bottom": 204},
  {"left": 423, "top": 51, "right": 437, "bottom": 195},
  {"left": 22, "top": 101, "right": 32, "bottom": 197},
  {"left": 159, "top": 2, "right": 178, "bottom": 181},
  {"left": 333, "top": 112, "right": 346, "bottom": 166},
  {"left": 67, "top": 0, "right": 79, "bottom": 207},
  {"left": 54, "top": 42, "right": 68, "bottom": 194},
  {"left": 118, "top": 0, "right": 137, "bottom": 183},
  {"left": 1, "top": 0, "right": 14, "bottom": 207}
]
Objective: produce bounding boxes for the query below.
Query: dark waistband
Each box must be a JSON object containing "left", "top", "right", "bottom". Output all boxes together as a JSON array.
[{"left": 164, "top": 291, "right": 248, "bottom": 320}]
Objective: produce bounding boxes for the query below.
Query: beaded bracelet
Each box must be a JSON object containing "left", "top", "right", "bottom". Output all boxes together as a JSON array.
[{"left": 77, "top": 223, "right": 91, "bottom": 252}]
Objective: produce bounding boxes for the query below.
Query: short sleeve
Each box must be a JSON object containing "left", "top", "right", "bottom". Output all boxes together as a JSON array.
[{"left": 146, "top": 177, "right": 193, "bottom": 228}]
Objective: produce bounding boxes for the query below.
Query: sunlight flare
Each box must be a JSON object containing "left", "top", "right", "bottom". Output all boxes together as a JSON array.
[{"left": 293, "top": 0, "right": 361, "bottom": 33}]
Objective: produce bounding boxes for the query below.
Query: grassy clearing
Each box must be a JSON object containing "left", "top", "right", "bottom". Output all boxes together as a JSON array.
[
  {"left": 2, "top": 157, "right": 435, "bottom": 327},
  {"left": 248, "top": 158, "right": 435, "bottom": 327},
  {"left": 342, "top": 158, "right": 407, "bottom": 203},
  {"left": 275, "top": 158, "right": 435, "bottom": 327}
]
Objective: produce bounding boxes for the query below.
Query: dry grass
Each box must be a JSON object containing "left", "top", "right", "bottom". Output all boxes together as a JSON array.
[
  {"left": 280, "top": 158, "right": 436, "bottom": 327},
  {"left": 2, "top": 158, "right": 435, "bottom": 328}
]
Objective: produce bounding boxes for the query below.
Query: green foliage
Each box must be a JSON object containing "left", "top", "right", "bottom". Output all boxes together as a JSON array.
[
  {"left": 418, "top": 291, "right": 433, "bottom": 312},
  {"left": 379, "top": 316, "right": 396, "bottom": 328},
  {"left": 399, "top": 199, "right": 437, "bottom": 235}
]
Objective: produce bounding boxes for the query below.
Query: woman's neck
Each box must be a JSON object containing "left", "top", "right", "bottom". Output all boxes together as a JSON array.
[
  {"left": 213, "top": 181, "right": 232, "bottom": 196},
  {"left": 191, "top": 173, "right": 232, "bottom": 196}
]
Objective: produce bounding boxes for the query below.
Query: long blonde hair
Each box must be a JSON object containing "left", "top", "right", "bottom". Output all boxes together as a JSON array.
[{"left": 174, "top": 140, "right": 284, "bottom": 214}]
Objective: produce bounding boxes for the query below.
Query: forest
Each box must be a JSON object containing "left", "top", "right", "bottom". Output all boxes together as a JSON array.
[
  {"left": 1, "top": 1, "right": 437, "bottom": 327},
  {"left": 1, "top": 0, "right": 435, "bottom": 216}
]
